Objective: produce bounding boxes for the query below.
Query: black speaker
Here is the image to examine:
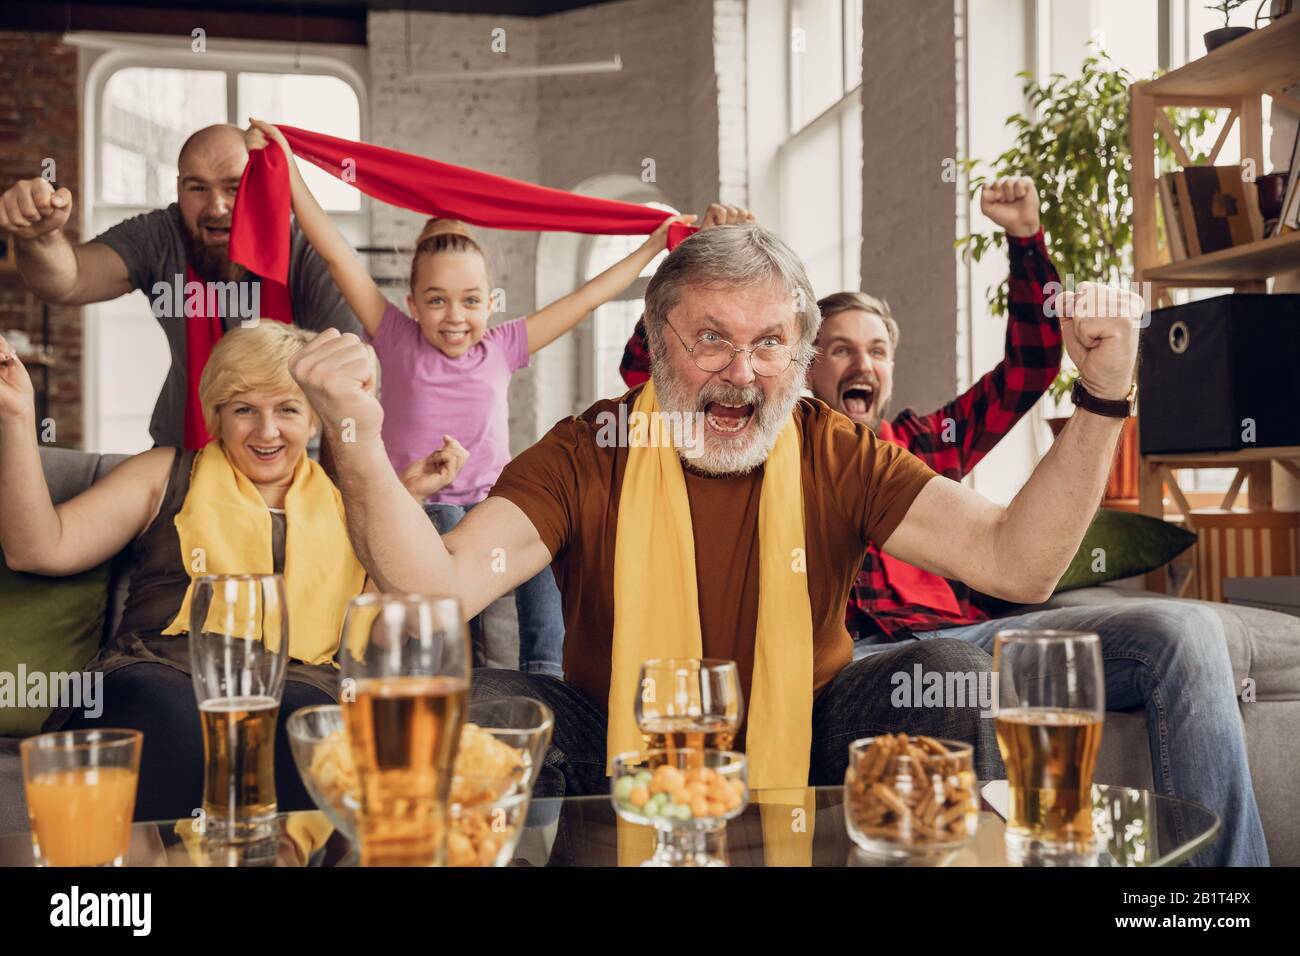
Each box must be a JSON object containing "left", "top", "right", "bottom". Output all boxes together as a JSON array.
[{"left": 1139, "top": 293, "right": 1300, "bottom": 454}]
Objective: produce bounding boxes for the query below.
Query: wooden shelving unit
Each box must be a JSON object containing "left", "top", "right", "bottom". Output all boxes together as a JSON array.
[{"left": 1129, "top": 14, "right": 1300, "bottom": 594}]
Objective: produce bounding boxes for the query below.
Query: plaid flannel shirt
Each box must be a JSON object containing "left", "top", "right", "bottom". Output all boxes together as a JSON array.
[{"left": 617, "top": 229, "right": 1062, "bottom": 640}]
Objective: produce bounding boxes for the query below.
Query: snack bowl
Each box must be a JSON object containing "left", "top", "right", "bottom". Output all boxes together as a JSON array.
[
  {"left": 446, "top": 697, "right": 554, "bottom": 867},
  {"left": 611, "top": 749, "right": 748, "bottom": 866},
  {"left": 286, "top": 705, "right": 360, "bottom": 842},
  {"left": 843, "top": 734, "right": 978, "bottom": 859}
]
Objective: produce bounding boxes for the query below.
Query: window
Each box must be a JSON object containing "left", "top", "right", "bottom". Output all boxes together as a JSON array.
[
  {"left": 780, "top": 0, "right": 862, "bottom": 296},
  {"left": 580, "top": 203, "right": 675, "bottom": 402},
  {"left": 85, "top": 48, "right": 365, "bottom": 453}
]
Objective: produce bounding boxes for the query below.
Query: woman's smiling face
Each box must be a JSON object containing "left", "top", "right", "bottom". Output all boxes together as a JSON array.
[{"left": 215, "top": 388, "right": 316, "bottom": 485}]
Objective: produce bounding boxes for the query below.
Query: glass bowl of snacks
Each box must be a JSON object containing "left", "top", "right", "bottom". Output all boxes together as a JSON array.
[
  {"left": 447, "top": 697, "right": 554, "bottom": 868},
  {"left": 611, "top": 749, "right": 748, "bottom": 867},
  {"left": 286, "top": 705, "right": 360, "bottom": 842},
  {"left": 843, "top": 733, "right": 978, "bottom": 859}
]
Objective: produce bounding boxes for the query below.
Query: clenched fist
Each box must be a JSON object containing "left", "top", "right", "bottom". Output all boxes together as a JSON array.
[
  {"left": 0, "top": 178, "right": 73, "bottom": 240},
  {"left": 0, "top": 334, "right": 37, "bottom": 424},
  {"left": 1052, "top": 282, "right": 1142, "bottom": 402},
  {"left": 288, "top": 329, "right": 383, "bottom": 445},
  {"left": 980, "top": 176, "right": 1039, "bottom": 238},
  {"left": 400, "top": 436, "right": 469, "bottom": 500}
]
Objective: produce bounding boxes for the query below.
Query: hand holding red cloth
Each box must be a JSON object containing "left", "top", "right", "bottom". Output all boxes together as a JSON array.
[{"left": 229, "top": 125, "right": 697, "bottom": 283}]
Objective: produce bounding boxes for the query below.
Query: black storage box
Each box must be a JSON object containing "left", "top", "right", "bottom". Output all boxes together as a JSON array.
[{"left": 1139, "top": 293, "right": 1300, "bottom": 454}]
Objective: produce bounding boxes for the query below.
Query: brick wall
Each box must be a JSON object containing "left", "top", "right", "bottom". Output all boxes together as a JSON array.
[
  {"left": 859, "top": 0, "right": 960, "bottom": 416},
  {"left": 0, "top": 33, "right": 83, "bottom": 448}
]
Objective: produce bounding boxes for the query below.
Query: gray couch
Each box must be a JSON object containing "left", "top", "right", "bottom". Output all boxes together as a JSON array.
[{"left": 4, "top": 447, "right": 1299, "bottom": 863}]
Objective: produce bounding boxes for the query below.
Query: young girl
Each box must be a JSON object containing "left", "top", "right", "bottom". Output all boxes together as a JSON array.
[{"left": 246, "top": 119, "right": 697, "bottom": 677}]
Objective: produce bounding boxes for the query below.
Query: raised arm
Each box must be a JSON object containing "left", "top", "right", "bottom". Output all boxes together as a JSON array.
[
  {"left": 246, "top": 120, "right": 388, "bottom": 338},
  {"left": 524, "top": 212, "right": 695, "bottom": 355},
  {"left": 0, "top": 337, "right": 172, "bottom": 575},
  {"left": 289, "top": 329, "right": 549, "bottom": 617},
  {"left": 0, "top": 177, "right": 133, "bottom": 306},
  {"left": 900, "top": 178, "right": 1062, "bottom": 475},
  {"left": 880, "top": 281, "right": 1139, "bottom": 603}
]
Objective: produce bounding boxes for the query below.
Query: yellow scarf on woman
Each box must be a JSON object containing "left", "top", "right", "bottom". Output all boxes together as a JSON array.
[
  {"left": 161, "top": 442, "right": 366, "bottom": 665},
  {"left": 608, "top": 380, "right": 815, "bottom": 791}
]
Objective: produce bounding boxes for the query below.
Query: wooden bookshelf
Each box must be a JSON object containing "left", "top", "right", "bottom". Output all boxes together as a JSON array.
[{"left": 1129, "top": 14, "right": 1300, "bottom": 593}]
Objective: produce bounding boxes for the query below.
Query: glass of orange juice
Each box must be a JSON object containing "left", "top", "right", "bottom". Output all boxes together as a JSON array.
[{"left": 20, "top": 728, "right": 142, "bottom": 867}]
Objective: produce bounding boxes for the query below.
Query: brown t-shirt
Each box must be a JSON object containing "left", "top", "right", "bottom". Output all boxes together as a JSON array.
[{"left": 490, "top": 389, "right": 938, "bottom": 719}]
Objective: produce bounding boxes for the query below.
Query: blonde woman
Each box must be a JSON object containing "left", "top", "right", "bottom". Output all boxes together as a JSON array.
[{"left": 0, "top": 323, "right": 447, "bottom": 820}]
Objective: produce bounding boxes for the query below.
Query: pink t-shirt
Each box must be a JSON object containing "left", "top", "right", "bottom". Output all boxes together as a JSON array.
[{"left": 368, "top": 303, "right": 530, "bottom": 505}]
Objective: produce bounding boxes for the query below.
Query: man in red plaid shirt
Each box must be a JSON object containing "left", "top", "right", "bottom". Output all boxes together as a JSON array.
[{"left": 617, "top": 178, "right": 1265, "bottom": 865}]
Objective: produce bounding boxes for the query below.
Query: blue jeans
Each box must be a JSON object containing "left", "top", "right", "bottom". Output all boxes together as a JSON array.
[
  {"left": 425, "top": 501, "right": 565, "bottom": 678},
  {"left": 857, "top": 600, "right": 1267, "bottom": 866}
]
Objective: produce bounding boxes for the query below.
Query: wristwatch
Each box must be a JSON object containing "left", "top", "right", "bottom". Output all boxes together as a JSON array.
[{"left": 1071, "top": 380, "right": 1136, "bottom": 419}]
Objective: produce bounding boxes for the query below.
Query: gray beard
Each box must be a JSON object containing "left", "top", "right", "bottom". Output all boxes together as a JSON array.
[{"left": 651, "top": 355, "right": 803, "bottom": 476}]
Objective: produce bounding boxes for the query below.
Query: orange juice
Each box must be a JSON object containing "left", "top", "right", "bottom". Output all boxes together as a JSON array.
[{"left": 25, "top": 766, "right": 139, "bottom": 866}]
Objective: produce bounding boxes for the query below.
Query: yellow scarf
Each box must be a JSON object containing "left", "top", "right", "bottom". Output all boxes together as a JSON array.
[
  {"left": 608, "top": 381, "right": 815, "bottom": 790},
  {"left": 161, "top": 442, "right": 366, "bottom": 666}
]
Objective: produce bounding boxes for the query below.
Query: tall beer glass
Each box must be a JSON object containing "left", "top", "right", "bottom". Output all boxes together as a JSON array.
[
  {"left": 340, "top": 594, "right": 470, "bottom": 867},
  {"left": 189, "top": 574, "right": 289, "bottom": 844},
  {"left": 993, "top": 630, "right": 1104, "bottom": 864}
]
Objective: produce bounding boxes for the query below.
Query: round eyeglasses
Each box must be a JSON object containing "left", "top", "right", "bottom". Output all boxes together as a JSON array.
[{"left": 664, "top": 319, "right": 795, "bottom": 377}]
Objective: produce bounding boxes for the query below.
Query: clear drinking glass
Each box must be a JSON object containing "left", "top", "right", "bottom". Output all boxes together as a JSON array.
[
  {"left": 635, "top": 658, "right": 743, "bottom": 755},
  {"left": 993, "top": 629, "right": 1106, "bottom": 865},
  {"left": 21, "top": 728, "right": 143, "bottom": 866},
  {"left": 339, "top": 593, "right": 470, "bottom": 867},
  {"left": 189, "top": 574, "right": 290, "bottom": 844}
]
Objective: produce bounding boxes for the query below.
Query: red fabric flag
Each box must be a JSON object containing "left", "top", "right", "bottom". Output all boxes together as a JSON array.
[
  {"left": 873, "top": 420, "right": 965, "bottom": 615},
  {"left": 229, "top": 125, "right": 696, "bottom": 283}
]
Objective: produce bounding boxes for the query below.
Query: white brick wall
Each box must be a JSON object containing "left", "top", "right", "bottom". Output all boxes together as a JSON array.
[{"left": 859, "top": 0, "right": 961, "bottom": 416}]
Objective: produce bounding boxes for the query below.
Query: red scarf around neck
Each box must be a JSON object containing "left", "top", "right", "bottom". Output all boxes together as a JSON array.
[{"left": 873, "top": 419, "right": 964, "bottom": 614}]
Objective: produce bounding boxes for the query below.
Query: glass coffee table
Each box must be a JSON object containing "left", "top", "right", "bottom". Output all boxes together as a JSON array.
[{"left": 0, "top": 783, "right": 1218, "bottom": 867}]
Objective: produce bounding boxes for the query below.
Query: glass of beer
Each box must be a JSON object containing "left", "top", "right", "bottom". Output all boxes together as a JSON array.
[
  {"left": 339, "top": 593, "right": 470, "bottom": 867},
  {"left": 635, "top": 659, "right": 743, "bottom": 757},
  {"left": 21, "top": 729, "right": 142, "bottom": 866},
  {"left": 189, "top": 574, "right": 290, "bottom": 844},
  {"left": 993, "top": 630, "right": 1105, "bottom": 864}
]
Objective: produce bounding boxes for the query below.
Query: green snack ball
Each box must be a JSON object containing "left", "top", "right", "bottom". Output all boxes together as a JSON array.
[
  {"left": 645, "top": 794, "right": 665, "bottom": 816},
  {"left": 635, "top": 770, "right": 652, "bottom": 786},
  {"left": 614, "top": 776, "right": 636, "bottom": 800},
  {"left": 675, "top": 803, "right": 694, "bottom": 822}
]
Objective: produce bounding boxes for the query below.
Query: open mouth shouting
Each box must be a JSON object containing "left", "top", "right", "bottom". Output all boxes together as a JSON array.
[
  {"left": 704, "top": 399, "right": 755, "bottom": 434},
  {"left": 248, "top": 444, "right": 285, "bottom": 463},
  {"left": 839, "top": 379, "right": 877, "bottom": 422},
  {"left": 199, "top": 220, "right": 232, "bottom": 245}
]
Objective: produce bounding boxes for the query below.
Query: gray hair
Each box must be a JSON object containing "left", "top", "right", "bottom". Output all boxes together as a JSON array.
[{"left": 642, "top": 224, "right": 820, "bottom": 369}]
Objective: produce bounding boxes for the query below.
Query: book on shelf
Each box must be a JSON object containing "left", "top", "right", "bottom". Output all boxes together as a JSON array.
[
  {"left": 1158, "top": 173, "right": 1189, "bottom": 261},
  {"left": 1170, "top": 165, "right": 1260, "bottom": 256}
]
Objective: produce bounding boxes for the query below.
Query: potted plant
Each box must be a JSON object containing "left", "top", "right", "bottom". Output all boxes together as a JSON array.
[
  {"left": 956, "top": 48, "right": 1213, "bottom": 504},
  {"left": 1204, "top": 0, "right": 1253, "bottom": 52}
]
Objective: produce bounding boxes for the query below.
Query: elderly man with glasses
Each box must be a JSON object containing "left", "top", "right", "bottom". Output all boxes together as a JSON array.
[{"left": 288, "top": 220, "right": 1141, "bottom": 808}]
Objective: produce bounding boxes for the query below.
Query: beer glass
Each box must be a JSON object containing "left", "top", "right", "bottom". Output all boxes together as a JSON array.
[
  {"left": 21, "top": 729, "right": 142, "bottom": 866},
  {"left": 339, "top": 594, "right": 470, "bottom": 867},
  {"left": 993, "top": 630, "right": 1105, "bottom": 864},
  {"left": 635, "top": 659, "right": 743, "bottom": 756},
  {"left": 189, "top": 574, "right": 290, "bottom": 844}
]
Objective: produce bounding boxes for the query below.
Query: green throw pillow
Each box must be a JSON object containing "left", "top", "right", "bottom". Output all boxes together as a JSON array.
[
  {"left": 0, "top": 559, "right": 110, "bottom": 737},
  {"left": 1054, "top": 509, "right": 1196, "bottom": 593}
]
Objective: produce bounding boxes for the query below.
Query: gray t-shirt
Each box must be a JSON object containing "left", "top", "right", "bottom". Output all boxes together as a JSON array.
[{"left": 93, "top": 204, "right": 361, "bottom": 447}]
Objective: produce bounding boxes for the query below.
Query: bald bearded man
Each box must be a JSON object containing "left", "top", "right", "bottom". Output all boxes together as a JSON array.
[{"left": 0, "top": 123, "right": 359, "bottom": 447}]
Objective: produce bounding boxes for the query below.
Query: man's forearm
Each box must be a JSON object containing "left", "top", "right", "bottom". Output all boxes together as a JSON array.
[
  {"left": 329, "top": 435, "right": 455, "bottom": 594},
  {"left": 991, "top": 409, "right": 1125, "bottom": 598},
  {"left": 15, "top": 232, "right": 81, "bottom": 305}
]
